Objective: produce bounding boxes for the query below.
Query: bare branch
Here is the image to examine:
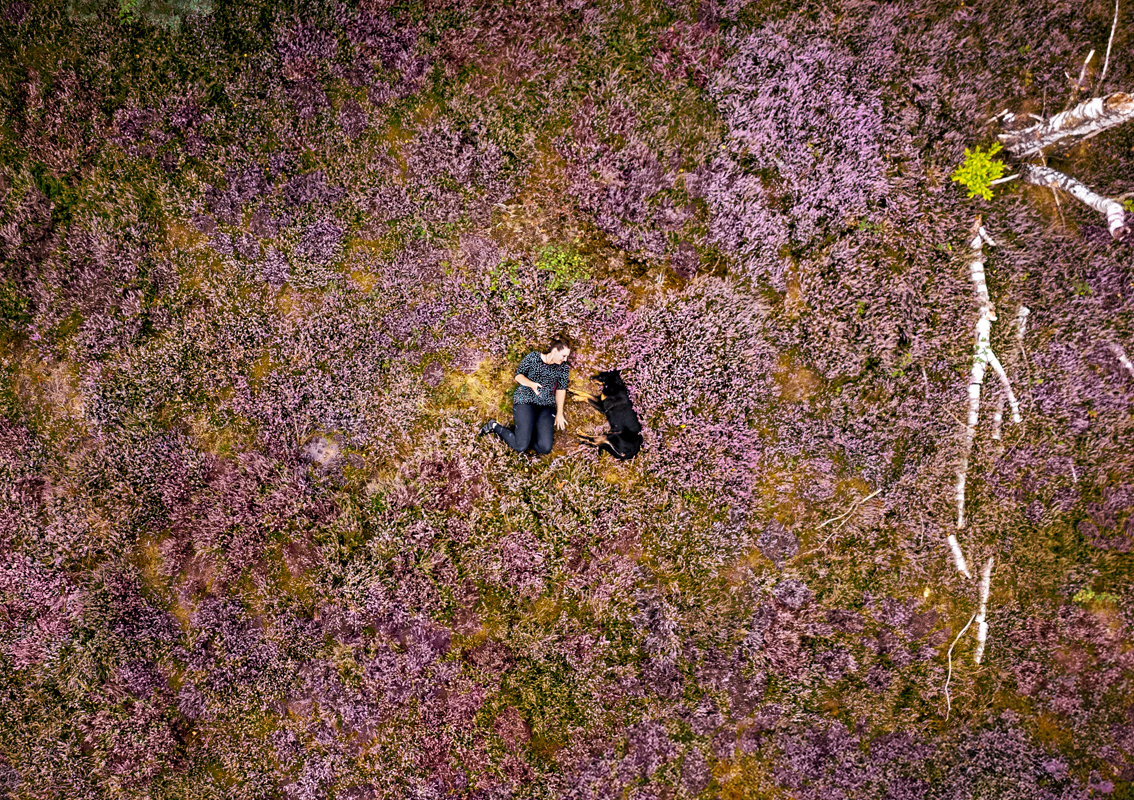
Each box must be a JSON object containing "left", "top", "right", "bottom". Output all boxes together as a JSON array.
[
  {"left": 1000, "top": 92, "right": 1134, "bottom": 157},
  {"left": 945, "top": 613, "right": 977, "bottom": 720},
  {"left": 1100, "top": 0, "right": 1120, "bottom": 90},
  {"left": 948, "top": 533, "right": 973, "bottom": 578},
  {"left": 1022, "top": 163, "right": 1131, "bottom": 239},
  {"left": 817, "top": 488, "right": 882, "bottom": 530},
  {"left": 1075, "top": 49, "right": 1095, "bottom": 96}
]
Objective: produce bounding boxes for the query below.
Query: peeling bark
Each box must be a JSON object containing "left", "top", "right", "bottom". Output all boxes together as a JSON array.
[
  {"left": 1000, "top": 92, "right": 1134, "bottom": 158},
  {"left": 1021, "top": 164, "right": 1131, "bottom": 240}
]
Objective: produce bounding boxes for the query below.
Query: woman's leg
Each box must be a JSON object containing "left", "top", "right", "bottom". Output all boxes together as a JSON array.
[
  {"left": 532, "top": 406, "right": 556, "bottom": 455},
  {"left": 495, "top": 400, "right": 535, "bottom": 452}
]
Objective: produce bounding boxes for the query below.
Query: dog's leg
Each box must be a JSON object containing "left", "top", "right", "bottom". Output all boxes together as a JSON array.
[
  {"left": 575, "top": 432, "right": 608, "bottom": 446},
  {"left": 599, "top": 441, "right": 620, "bottom": 458}
]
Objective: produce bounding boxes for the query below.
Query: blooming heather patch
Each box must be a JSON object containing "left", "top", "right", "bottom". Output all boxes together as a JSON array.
[{"left": 1, "top": 0, "right": 1132, "bottom": 797}]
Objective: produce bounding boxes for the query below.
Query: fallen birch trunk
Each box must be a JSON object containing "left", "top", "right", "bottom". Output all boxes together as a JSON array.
[
  {"left": 956, "top": 220, "right": 1016, "bottom": 532},
  {"left": 973, "top": 556, "right": 994, "bottom": 664},
  {"left": 1000, "top": 92, "right": 1134, "bottom": 158},
  {"left": 1021, "top": 163, "right": 1131, "bottom": 240},
  {"left": 954, "top": 302, "right": 989, "bottom": 530}
]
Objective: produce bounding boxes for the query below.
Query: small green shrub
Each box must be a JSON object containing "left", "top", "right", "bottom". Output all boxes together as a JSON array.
[
  {"left": 488, "top": 259, "right": 522, "bottom": 292},
  {"left": 1072, "top": 588, "right": 1120, "bottom": 605},
  {"left": 535, "top": 244, "right": 590, "bottom": 290},
  {"left": 951, "top": 142, "right": 1007, "bottom": 201}
]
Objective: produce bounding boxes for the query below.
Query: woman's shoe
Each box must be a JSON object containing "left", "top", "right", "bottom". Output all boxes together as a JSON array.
[{"left": 478, "top": 421, "right": 498, "bottom": 437}]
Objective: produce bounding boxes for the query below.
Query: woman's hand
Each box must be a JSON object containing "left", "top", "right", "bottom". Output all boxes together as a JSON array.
[
  {"left": 555, "top": 413, "right": 567, "bottom": 431},
  {"left": 515, "top": 374, "right": 542, "bottom": 395}
]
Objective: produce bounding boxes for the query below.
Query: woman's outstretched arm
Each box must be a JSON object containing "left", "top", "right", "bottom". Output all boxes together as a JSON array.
[{"left": 555, "top": 388, "right": 567, "bottom": 429}]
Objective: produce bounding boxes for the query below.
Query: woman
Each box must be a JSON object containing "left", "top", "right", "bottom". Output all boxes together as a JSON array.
[{"left": 478, "top": 336, "right": 571, "bottom": 455}]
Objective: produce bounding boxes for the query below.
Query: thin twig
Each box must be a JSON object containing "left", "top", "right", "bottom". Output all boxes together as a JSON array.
[
  {"left": 1099, "top": 0, "right": 1120, "bottom": 91},
  {"left": 984, "top": 108, "right": 1011, "bottom": 125},
  {"left": 1077, "top": 49, "right": 1095, "bottom": 91},
  {"left": 817, "top": 489, "right": 882, "bottom": 530},
  {"left": 945, "top": 613, "right": 977, "bottom": 721},
  {"left": 989, "top": 173, "right": 1019, "bottom": 186},
  {"left": 1061, "top": 50, "right": 1096, "bottom": 116}
]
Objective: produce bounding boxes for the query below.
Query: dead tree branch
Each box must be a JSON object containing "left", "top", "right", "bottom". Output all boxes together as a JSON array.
[
  {"left": 1000, "top": 92, "right": 1134, "bottom": 158},
  {"left": 1099, "top": 0, "right": 1120, "bottom": 91},
  {"left": 1021, "top": 163, "right": 1131, "bottom": 239},
  {"left": 945, "top": 613, "right": 977, "bottom": 721}
]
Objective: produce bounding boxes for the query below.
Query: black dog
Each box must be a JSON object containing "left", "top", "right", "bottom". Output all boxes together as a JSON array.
[{"left": 570, "top": 370, "right": 642, "bottom": 460}]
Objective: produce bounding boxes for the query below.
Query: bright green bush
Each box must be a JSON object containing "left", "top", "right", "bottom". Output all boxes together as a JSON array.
[{"left": 951, "top": 142, "right": 1007, "bottom": 201}]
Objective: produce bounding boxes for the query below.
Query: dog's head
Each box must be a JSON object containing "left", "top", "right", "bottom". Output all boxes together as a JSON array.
[{"left": 591, "top": 370, "right": 628, "bottom": 394}]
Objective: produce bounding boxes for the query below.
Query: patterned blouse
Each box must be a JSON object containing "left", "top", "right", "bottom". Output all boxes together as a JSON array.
[{"left": 512, "top": 351, "right": 570, "bottom": 407}]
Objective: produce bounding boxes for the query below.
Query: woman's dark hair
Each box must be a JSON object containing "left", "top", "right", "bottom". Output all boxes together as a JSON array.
[{"left": 548, "top": 335, "right": 572, "bottom": 354}]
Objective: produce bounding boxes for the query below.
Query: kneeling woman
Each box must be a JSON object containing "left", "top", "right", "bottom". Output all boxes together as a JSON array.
[{"left": 479, "top": 336, "right": 571, "bottom": 455}]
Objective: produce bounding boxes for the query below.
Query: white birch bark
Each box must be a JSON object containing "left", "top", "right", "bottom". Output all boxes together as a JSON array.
[
  {"left": 974, "top": 556, "right": 994, "bottom": 664},
  {"left": 1022, "top": 163, "right": 1131, "bottom": 240},
  {"left": 954, "top": 222, "right": 1020, "bottom": 550},
  {"left": 956, "top": 307, "right": 989, "bottom": 531},
  {"left": 986, "top": 348, "right": 1021, "bottom": 424},
  {"left": 1111, "top": 343, "right": 1134, "bottom": 378},
  {"left": 956, "top": 221, "right": 994, "bottom": 532},
  {"left": 1000, "top": 92, "right": 1134, "bottom": 158},
  {"left": 1100, "top": 0, "right": 1119, "bottom": 88},
  {"left": 948, "top": 533, "right": 972, "bottom": 579}
]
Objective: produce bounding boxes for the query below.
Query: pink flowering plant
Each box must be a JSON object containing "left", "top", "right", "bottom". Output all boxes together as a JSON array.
[{"left": 1, "top": 0, "right": 1133, "bottom": 797}]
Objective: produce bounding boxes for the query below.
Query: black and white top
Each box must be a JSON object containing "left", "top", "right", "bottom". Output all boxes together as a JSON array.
[{"left": 512, "top": 351, "right": 570, "bottom": 407}]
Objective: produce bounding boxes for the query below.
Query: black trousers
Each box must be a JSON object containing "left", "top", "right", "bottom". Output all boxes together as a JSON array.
[{"left": 495, "top": 400, "right": 555, "bottom": 454}]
